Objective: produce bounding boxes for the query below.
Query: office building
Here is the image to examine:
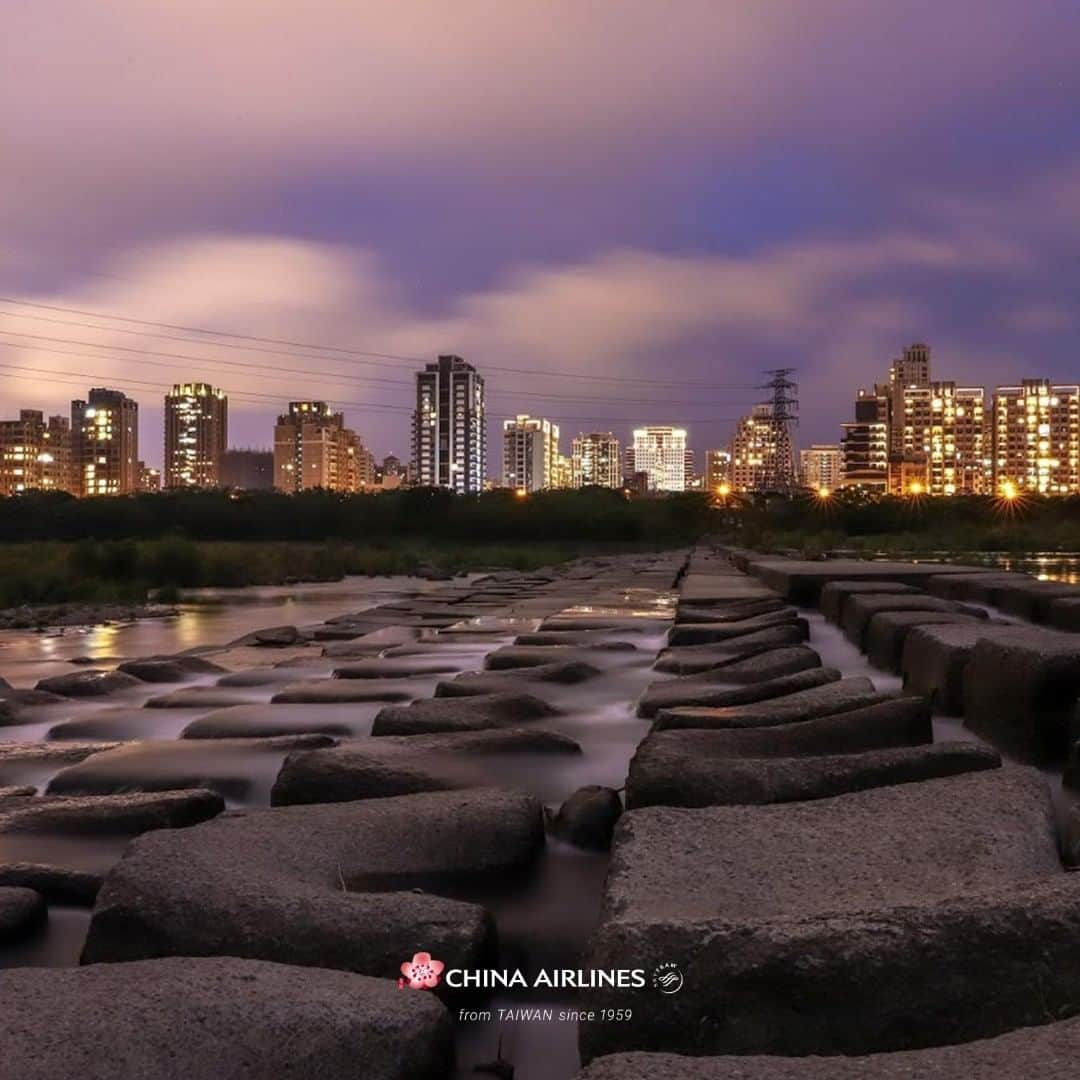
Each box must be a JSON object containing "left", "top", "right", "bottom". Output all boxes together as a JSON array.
[
  {"left": 705, "top": 449, "right": 732, "bottom": 492},
  {"left": 840, "top": 389, "right": 889, "bottom": 491},
  {"left": 800, "top": 444, "right": 842, "bottom": 493},
  {"left": 632, "top": 427, "right": 687, "bottom": 492},
  {"left": 571, "top": 432, "right": 621, "bottom": 488},
  {"left": 164, "top": 383, "right": 228, "bottom": 489},
  {"left": 502, "top": 414, "right": 559, "bottom": 492},
  {"left": 411, "top": 355, "right": 486, "bottom": 494},
  {"left": 221, "top": 449, "right": 274, "bottom": 490},
  {"left": 992, "top": 380, "right": 1080, "bottom": 495},
  {"left": 71, "top": 388, "right": 139, "bottom": 496},
  {"left": 273, "top": 401, "right": 369, "bottom": 493},
  {"left": 0, "top": 410, "right": 75, "bottom": 496},
  {"left": 730, "top": 406, "right": 795, "bottom": 493}
]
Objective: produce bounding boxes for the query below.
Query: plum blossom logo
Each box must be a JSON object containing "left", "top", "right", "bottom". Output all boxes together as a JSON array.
[{"left": 398, "top": 951, "right": 444, "bottom": 990}]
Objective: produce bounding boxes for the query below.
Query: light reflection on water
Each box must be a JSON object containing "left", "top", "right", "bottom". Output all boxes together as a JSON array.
[{"left": 870, "top": 552, "right": 1080, "bottom": 585}]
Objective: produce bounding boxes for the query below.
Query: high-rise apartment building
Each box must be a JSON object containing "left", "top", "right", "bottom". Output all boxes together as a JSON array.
[
  {"left": 632, "top": 427, "right": 687, "bottom": 492},
  {"left": 840, "top": 389, "right": 889, "bottom": 491},
  {"left": 139, "top": 463, "right": 162, "bottom": 492},
  {"left": 900, "top": 382, "right": 987, "bottom": 495},
  {"left": 273, "top": 401, "right": 369, "bottom": 493},
  {"left": 164, "top": 383, "right": 228, "bottom": 489},
  {"left": 0, "top": 410, "right": 75, "bottom": 496},
  {"left": 730, "top": 406, "right": 794, "bottom": 493},
  {"left": 705, "top": 449, "right": 732, "bottom": 491},
  {"left": 800, "top": 444, "right": 842, "bottom": 492},
  {"left": 888, "top": 342, "right": 931, "bottom": 454},
  {"left": 71, "top": 389, "right": 139, "bottom": 496},
  {"left": 412, "top": 355, "right": 486, "bottom": 493},
  {"left": 502, "top": 415, "right": 559, "bottom": 492},
  {"left": 992, "top": 380, "right": 1080, "bottom": 495},
  {"left": 571, "top": 432, "right": 621, "bottom": 488}
]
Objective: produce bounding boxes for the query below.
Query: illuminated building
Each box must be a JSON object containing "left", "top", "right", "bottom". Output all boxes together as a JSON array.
[
  {"left": 571, "top": 432, "right": 621, "bottom": 488},
  {"left": 632, "top": 427, "right": 688, "bottom": 492},
  {"left": 992, "top": 380, "right": 1080, "bottom": 495},
  {"left": 502, "top": 415, "right": 559, "bottom": 492},
  {"left": 901, "top": 382, "right": 987, "bottom": 495},
  {"left": 839, "top": 389, "right": 889, "bottom": 491},
  {"left": 273, "top": 401, "right": 370, "bottom": 493},
  {"left": 705, "top": 449, "right": 732, "bottom": 491},
  {"left": 888, "top": 342, "right": 931, "bottom": 454},
  {"left": 800, "top": 444, "right": 841, "bottom": 492},
  {"left": 164, "top": 383, "right": 228, "bottom": 489},
  {"left": 139, "top": 463, "right": 161, "bottom": 492},
  {"left": 411, "top": 355, "right": 486, "bottom": 494},
  {"left": 730, "top": 407, "right": 792, "bottom": 493},
  {"left": 71, "top": 388, "right": 139, "bottom": 496},
  {"left": 0, "top": 410, "right": 75, "bottom": 495}
]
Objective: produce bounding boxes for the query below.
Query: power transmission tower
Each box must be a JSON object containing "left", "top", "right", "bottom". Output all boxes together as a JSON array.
[{"left": 758, "top": 368, "right": 799, "bottom": 492}]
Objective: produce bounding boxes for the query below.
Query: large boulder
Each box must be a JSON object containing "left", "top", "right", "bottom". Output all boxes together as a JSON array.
[
  {"left": 82, "top": 788, "right": 544, "bottom": 980},
  {"left": 35, "top": 669, "right": 140, "bottom": 698},
  {"left": 0, "top": 957, "right": 452, "bottom": 1080},
  {"left": 550, "top": 785, "right": 624, "bottom": 850},
  {"left": 372, "top": 693, "right": 557, "bottom": 735},
  {"left": 181, "top": 703, "right": 363, "bottom": 740},
  {"left": 580, "top": 768, "right": 1080, "bottom": 1061},
  {"left": 818, "top": 580, "right": 920, "bottom": 624},
  {"left": 271, "top": 729, "right": 580, "bottom": 806},
  {"left": 994, "top": 581, "right": 1080, "bottom": 622},
  {"left": 864, "top": 610, "right": 979, "bottom": 672},
  {"left": 0, "top": 862, "right": 102, "bottom": 904},
  {"left": 963, "top": 628, "right": 1080, "bottom": 761},
  {"left": 841, "top": 594, "right": 966, "bottom": 648},
  {"left": 117, "top": 655, "right": 226, "bottom": 683},
  {"left": 0, "top": 885, "right": 46, "bottom": 942},
  {"left": 638, "top": 666, "right": 836, "bottom": 719}
]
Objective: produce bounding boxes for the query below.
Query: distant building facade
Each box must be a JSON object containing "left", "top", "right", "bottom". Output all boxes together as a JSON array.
[
  {"left": 888, "top": 342, "right": 931, "bottom": 454},
  {"left": 900, "top": 382, "right": 987, "bottom": 495},
  {"left": 273, "top": 401, "right": 369, "bottom": 493},
  {"left": 164, "top": 383, "right": 228, "bottom": 489},
  {"left": 502, "top": 415, "right": 559, "bottom": 492},
  {"left": 571, "top": 432, "right": 621, "bottom": 488},
  {"left": 730, "top": 406, "right": 793, "bottom": 493},
  {"left": 632, "top": 427, "right": 687, "bottom": 492},
  {"left": 992, "top": 380, "right": 1080, "bottom": 495},
  {"left": 705, "top": 449, "right": 732, "bottom": 491},
  {"left": 71, "top": 388, "right": 139, "bottom": 496},
  {"left": 840, "top": 389, "right": 889, "bottom": 491},
  {"left": 800, "top": 444, "right": 841, "bottom": 492},
  {"left": 412, "top": 355, "right": 486, "bottom": 494},
  {"left": 221, "top": 449, "right": 274, "bottom": 490},
  {"left": 0, "top": 410, "right": 75, "bottom": 496},
  {"left": 139, "top": 463, "right": 161, "bottom": 492}
]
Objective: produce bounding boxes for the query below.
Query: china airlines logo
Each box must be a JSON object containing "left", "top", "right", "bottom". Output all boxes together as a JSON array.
[{"left": 398, "top": 951, "right": 444, "bottom": 990}]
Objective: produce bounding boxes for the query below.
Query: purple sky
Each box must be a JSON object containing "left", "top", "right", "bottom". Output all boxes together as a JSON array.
[{"left": 2, "top": 1, "right": 1078, "bottom": 469}]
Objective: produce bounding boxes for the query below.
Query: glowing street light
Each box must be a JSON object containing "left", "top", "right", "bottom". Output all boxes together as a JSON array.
[
  {"left": 515, "top": 487, "right": 528, "bottom": 499},
  {"left": 908, "top": 480, "right": 925, "bottom": 496},
  {"left": 816, "top": 486, "right": 831, "bottom": 500},
  {"left": 1001, "top": 480, "right": 1018, "bottom": 502}
]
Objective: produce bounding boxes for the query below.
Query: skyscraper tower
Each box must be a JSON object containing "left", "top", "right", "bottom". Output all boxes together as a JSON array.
[
  {"left": 502, "top": 415, "right": 559, "bottom": 492},
  {"left": 164, "top": 383, "right": 228, "bottom": 489},
  {"left": 411, "top": 355, "right": 487, "bottom": 494}
]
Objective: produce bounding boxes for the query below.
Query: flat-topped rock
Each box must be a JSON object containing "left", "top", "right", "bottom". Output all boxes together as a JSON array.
[
  {"left": 842, "top": 594, "right": 967, "bottom": 647},
  {"left": 331, "top": 657, "right": 466, "bottom": 679},
  {"left": 272, "top": 728, "right": 580, "bottom": 805},
  {"left": 581, "top": 768, "right": 1074, "bottom": 1061},
  {"left": 181, "top": 703, "right": 362, "bottom": 740},
  {"left": 963, "top": 628, "right": 1080, "bottom": 760},
  {"left": 0, "top": 885, "right": 46, "bottom": 942},
  {"left": 484, "top": 643, "right": 638, "bottom": 670},
  {"left": 627, "top": 736, "right": 998, "bottom": 807},
  {"left": 653, "top": 626, "right": 809, "bottom": 674},
  {"left": 271, "top": 679, "right": 422, "bottom": 704},
  {"left": 638, "top": 666, "right": 836, "bottom": 719},
  {"left": 0, "top": 862, "right": 102, "bottom": 904},
  {"left": 539, "top": 616, "right": 669, "bottom": 634},
  {"left": 371, "top": 693, "right": 557, "bottom": 735},
  {"left": 575, "top": 1019, "right": 1080, "bottom": 1080},
  {"left": 144, "top": 686, "right": 260, "bottom": 709},
  {"left": 82, "top": 788, "right": 544, "bottom": 978},
  {"left": 865, "top": 610, "right": 979, "bottom": 672},
  {"left": 924, "top": 571, "right": 1030, "bottom": 602},
  {"left": 435, "top": 660, "right": 601, "bottom": 697},
  {"left": 47, "top": 705, "right": 175, "bottom": 742},
  {"left": 35, "top": 669, "right": 140, "bottom": 698},
  {"left": 252, "top": 624, "right": 305, "bottom": 646},
  {"left": 668, "top": 612, "right": 806, "bottom": 647},
  {"left": 0, "top": 788, "right": 224, "bottom": 834},
  {"left": 46, "top": 736, "right": 333, "bottom": 799},
  {"left": 117, "top": 655, "right": 226, "bottom": 683},
  {"left": 818, "top": 579, "right": 921, "bottom": 623},
  {"left": 995, "top": 581, "right": 1080, "bottom": 622},
  {"left": 0, "top": 957, "right": 452, "bottom": 1080},
  {"left": 1047, "top": 597, "right": 1080, "bottom": 632}
]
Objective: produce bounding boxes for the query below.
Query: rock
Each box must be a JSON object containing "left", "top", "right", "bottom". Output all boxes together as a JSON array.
[
  {"left": 627, "top": 736, "right": 998, "bottom": 808},
  {"left": 0, "top": 686, "right": 65, "bottom": 707},
  {"left": 0, "top": 785, "right": 36, "bottom": 809},
  {"left": 484, "top": 643, "right": 638, "bottom": 670},
  {"left": 435, "top": 661, "right": 601, "bottom": 697},
  {"left": 540, "top": 616, "right": 668, "bottom": 634},
  {"left": 271, "top": 729, "right": 580, "bottom": 806},
  {"left": 842, "top": 594, "right": 967, "bottom": 648},
  {"left": 995, "top": 581, "right": 1080, "bottom": 622},
  {"left": 0, "top": 886, "right": 46, "bottom": 943},
  {"left": 0, "top": 741, "right": 120, "bottom": 772},
  {"left": 864, "top": 610, "right": 979, "bottom": 672},
  {"left": 271, "top": 679, "right": 421, "bottom": 704},
  {"left": 638, "top": 666, "right": 837, "bottom": 719},
  {"left": 514, "top": 631, "right": 641, "bottom": 647},
  {"left": 550, "top": 786, "right": 623, "bottom": 850},
  {"left": 668, "top": 614, "right": 807, "bottom": 647},
  {"left": 1047, "top": 597, "right": 1080, "bottom": 633},
  {"left": 653, "top": 626, "right": 809, "bottom": 674},
  {"left": 0, "top": 957, "right": 452, "bottom": 1080},
  {"left": 331, "top": 657, "right": 465, "bottom": 679},
  {"left": 0, "top": 788, "right": 224, "bottom": 835},
  {"left": 182, "top": 704, "right": 360, "bottom": 740},
  {"left": 654, "top": 677, "right": 884, "bottom": 731},
  {"left": 321, "top": 626, "right": 424, "bottom": 657},
  {"left": 253, "top": 624, "right": 304, "bottom": 646},
  {"left": 0, "top": 699, "right": 20, "bottom": 726},
  {"left": 900, "top": 623, "right": 1016, "bottom": 715},
  {"left": 35, "top": 669, "right": 140, "bottom": 698},
  {"left": 580, "top": 768, "right": 1077, "bottom": 1061},
  {"left": 82, "top": 789, "right": 544, "bottom": 979},
  {"left": 144, "top": 686, "right": 260, "bottom": 709},
  {"left": 963, "top": 628, "right": 1080, "bottom": 761},
  {"left": 46, "top": 737, "right": 333, "bottom": 799},
  {"left": 923, "top": 571, "right": 1024, "bottom": 602},
  {"left": 674, "top": 599, "right": 789, "bottom": 624},
  {"left": 372, "top": 693, "right": 558, "bottom": 735},
  {"left": 818, "top": 579, "right": 922, "bottom": 623},
  {"left": 117, "top": 656, "right": 226, "bottom": 683},
  {"left": 47, "top": 705, "right": 169, "bottom": 742},
  {"left": 574, "top": 1019, "right": 1080, "bottom": 1080},
  {"left": 0, "top": 863, "right": 102, "bottom": 904}
]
